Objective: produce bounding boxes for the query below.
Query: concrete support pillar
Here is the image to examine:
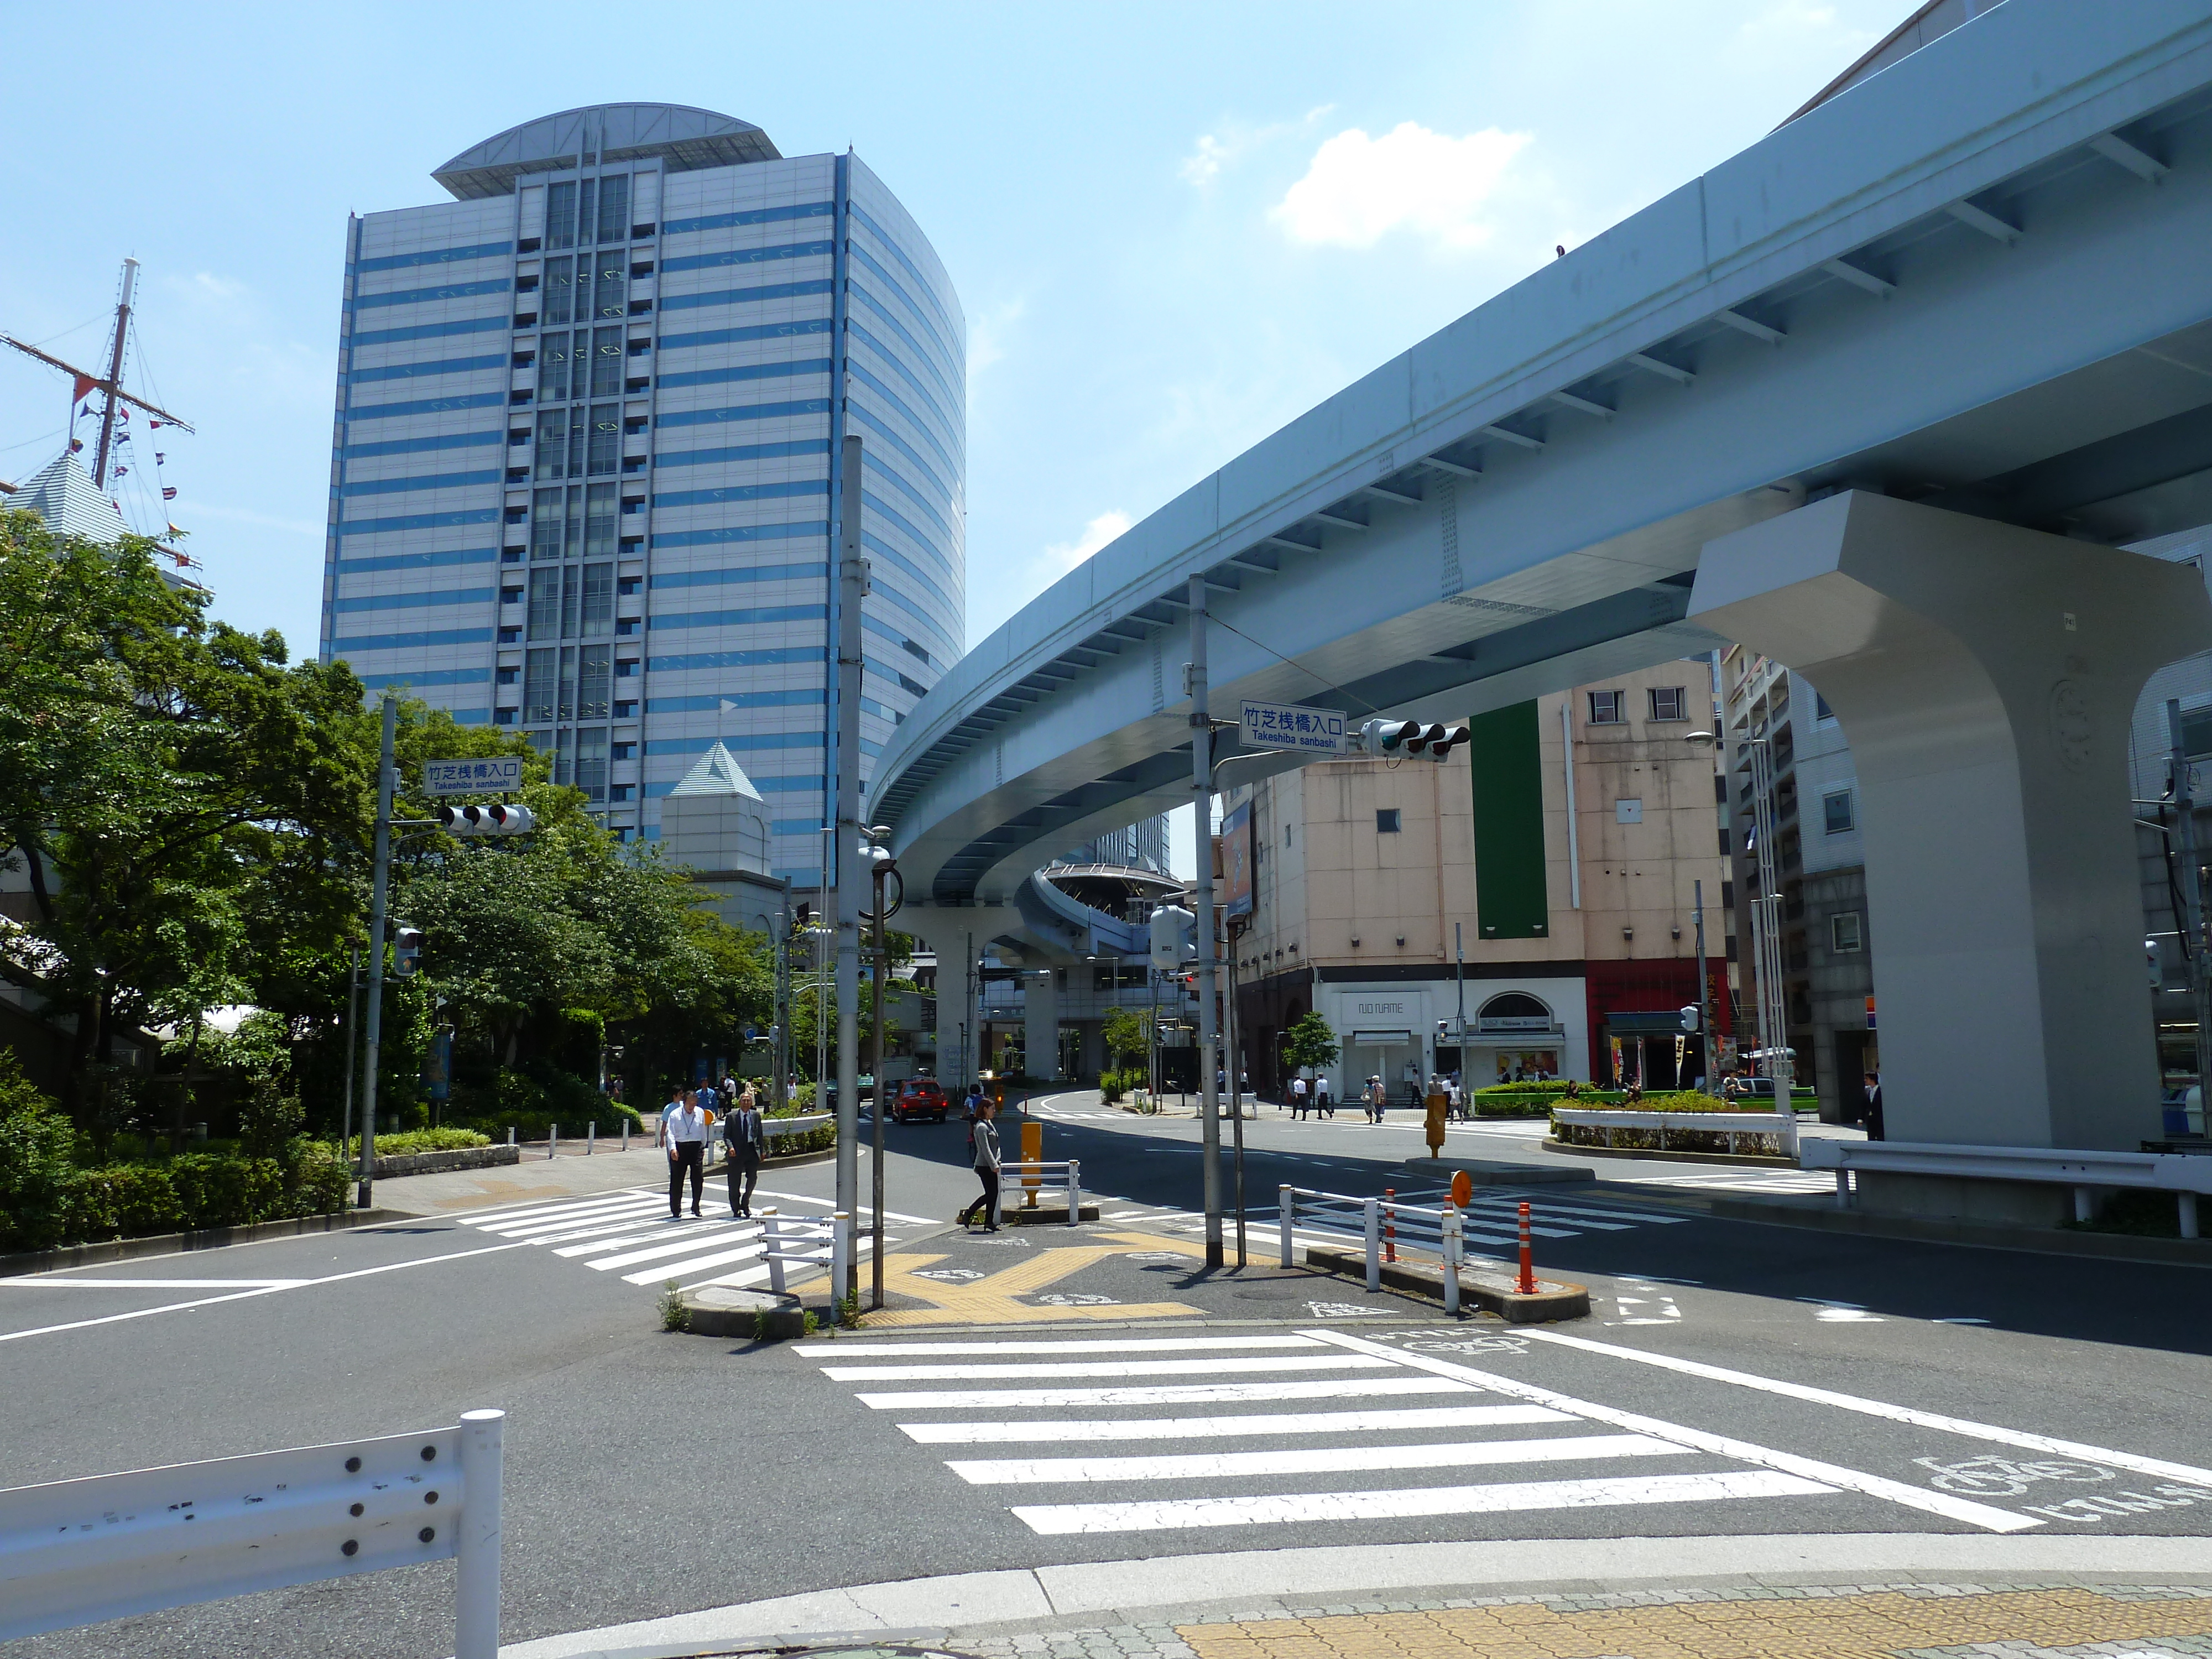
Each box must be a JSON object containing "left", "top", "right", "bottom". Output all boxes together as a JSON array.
[
  {"left": 1024, "top": 969, "right": 1061, "bottom": 1082},
  {"left": 1692, "top": 492, "right": 2210, "bottom": 1154}
]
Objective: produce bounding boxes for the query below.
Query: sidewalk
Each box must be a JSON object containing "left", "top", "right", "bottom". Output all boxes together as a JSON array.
[{"left": 508, "top": 1535, "right": 2212, "bottom": 1658}]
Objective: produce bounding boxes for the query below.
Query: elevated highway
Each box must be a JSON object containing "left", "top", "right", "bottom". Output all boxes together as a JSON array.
[{"left": 879, "top": 2, "right": 2212, "bottom": 1156}]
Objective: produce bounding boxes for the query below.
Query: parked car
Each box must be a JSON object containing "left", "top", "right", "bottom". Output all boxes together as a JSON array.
[{"left": 891, "top": 1078, "right": 950, "bottom": 1123}]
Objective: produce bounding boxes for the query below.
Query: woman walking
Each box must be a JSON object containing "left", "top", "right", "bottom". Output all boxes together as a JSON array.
[{"left": 959, "top": 1099, "right": 1003, "bottom": 1231}]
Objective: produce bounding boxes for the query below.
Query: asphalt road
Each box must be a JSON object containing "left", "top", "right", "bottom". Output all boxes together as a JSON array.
[{"left": 3, "top": 1095, "right": 2208, "bottom": 1659}]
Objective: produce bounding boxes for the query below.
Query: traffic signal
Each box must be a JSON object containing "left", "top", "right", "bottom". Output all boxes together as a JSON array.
[
  {"left": 1680, "top": 1004, "right": 1701, "bottom": 1032},
  {"left": 393, "top": 925, "right": 425, "bottom": 977},
  {"left": 1355, "top": 719, "right": 1471, "bottom": 760},
  {"left": 438, "top": 801, "right": 535, "bottom": 836},
  {"left": 1149, "top": 904, "right": 1197, "bottom": 971}
]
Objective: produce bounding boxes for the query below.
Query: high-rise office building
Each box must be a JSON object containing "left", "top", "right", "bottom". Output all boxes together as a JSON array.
[{"left": 320, "top": 104, "right": 965, "bottom": 876}]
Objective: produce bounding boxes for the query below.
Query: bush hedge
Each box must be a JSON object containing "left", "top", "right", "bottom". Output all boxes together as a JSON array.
[
  {"left": 1547, "top": 1091, "right": 1786, "bottom": 1156},
  {"left": 339, "top": 1128, "right": 491, "bottom": 1159}
]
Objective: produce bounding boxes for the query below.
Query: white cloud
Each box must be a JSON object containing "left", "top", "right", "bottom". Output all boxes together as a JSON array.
[
  {"left": 1270, "top": 121, "right": 1534, "bottom": 250},
  {"left": 1180, "top": 106, "right": 1335, "bottom": 187},
  {"left": 1042, "top": 509, "right": 1133, "bottom": 576},
  {"left": 968, "top": 295, "right": 1026, "bottom": 378}
]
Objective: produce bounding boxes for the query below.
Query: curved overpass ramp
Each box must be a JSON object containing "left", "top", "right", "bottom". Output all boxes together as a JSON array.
[{"left": 878, "top": 2, "right": 2212, "bottom": 921}]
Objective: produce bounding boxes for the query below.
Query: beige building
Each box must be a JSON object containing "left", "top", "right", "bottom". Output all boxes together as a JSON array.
[{"left": 1228, "top": 661, "right": 1736, "bottom": 1099}]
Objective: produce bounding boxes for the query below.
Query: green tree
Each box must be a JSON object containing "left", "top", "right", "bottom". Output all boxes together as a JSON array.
[
  {"left": 1100, "top": 1005, "right": 1153, "bottom": 1071},
  {"left": 1282, "top": 1011, "right": 1341, "bottom": 1076}
]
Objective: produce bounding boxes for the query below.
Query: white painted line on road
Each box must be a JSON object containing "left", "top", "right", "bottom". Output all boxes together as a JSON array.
[
  {"left": 0, "top": 1240, "right": 531, "bottom": 1345},
  {"left": 551, "top": 1217, "right": 736, "bottom": 1257},
  {"left": 900, "top": 1404, "right": 1570, "bottom": 1444},
  {"left": 495, "top": 1207, "right": 692, "bottom": 1248},
  {"left": 478, "top": 1196, "right": 666, "bottom": 1234},
  {"left": 950, "top": 1432, "right": 1689, "bottom": 1486},
  {"left": 586, "top": 1223, "right": 766, "bottom": 1271},
  {"left": 1009, "top": 1468, "right": 1833, "bottom": 1535},
  {"left": 855, "top": 1377, "right": 1479, "bottom": 1410},
  {"left": 0, "top": 1277, "right": 310, "bottom": 1289},
  {"left": 1307, "top": 1329, "right": 2036, "bottom": 1533},
  {"left": 622, "top": 1241, "right": 767, "bottom": 1284},
  {"left": 754, "top": 1190, "right": 938, "bottom": 1225},
  {"left": 1517, "top": 1327, "right": 2212, "bottom": 1491},
  {"left": 820, "top": 1355, "right": 1392, "bottom": 1383},
  {"left": 796, "top": 1335, "right": 1326, "bottom": 1358},
  {"left": 452, "top": 1188, "right": 659, "bottom": 1227},
  {"left": 680, "top": 1262, "right": 774, "bottom": 1292}
]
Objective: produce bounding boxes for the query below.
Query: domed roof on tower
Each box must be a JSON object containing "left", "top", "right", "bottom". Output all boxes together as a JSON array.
[{"left": 432, "top": 103, "right": 780, "bottom": 200}]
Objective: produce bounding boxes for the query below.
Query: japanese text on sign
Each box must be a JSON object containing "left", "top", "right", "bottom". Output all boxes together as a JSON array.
[
  {"left": 1239, "top": 699, "right": 1347, "bottom": 755},
  {"left": 423, "top": 757, "right": 524, "bottom": 796}
]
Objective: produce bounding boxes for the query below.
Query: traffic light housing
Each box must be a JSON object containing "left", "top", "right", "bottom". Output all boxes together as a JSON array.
[
  {"left": 393, "top": 925, "right": 425, "bottom": 977},
  {"left": 1149, "top": 904, "right": 1197, "bottom": 971},
  {"left": 1680, "top": 1004, "right": 1701, "bottom": 1032},
  {"left": 438, "top": 801, "right": 535, "bottom": 836},
  {"left": 1355, "top": 719, "right": 1471, "bottom": 760}
]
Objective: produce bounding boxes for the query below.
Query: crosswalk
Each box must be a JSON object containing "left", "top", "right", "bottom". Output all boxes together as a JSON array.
[
  {"left": 791, "top": 1330, "right": 1952, "bottom": 1538},
  {"left": 450, "top": 1186, "right": 934, "bottom": 1290},
  {"left": 1615, "top": 1168, "right": 1842, "bottom": 1196}
]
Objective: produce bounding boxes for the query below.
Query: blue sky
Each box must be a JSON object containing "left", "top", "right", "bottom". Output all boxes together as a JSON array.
[{"left": 2, "top": 1, "right": 1905, "bottom": 665}]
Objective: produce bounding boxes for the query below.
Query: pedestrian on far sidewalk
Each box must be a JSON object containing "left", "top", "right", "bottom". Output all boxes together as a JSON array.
[
  {"left": 1316, "top": 1073, "right": 1333, "bottom": 1118},
  {"left": 959, "top": 1099, "right": 1003, "bottom": 1230},
  {"left": 1862, "top": 1071, "right": 1885, "bottom": 1140},
  {"left": 1290, "top": 1074, "right": 1308, "bottom": 1118},
  {"left": 661, "top": 1088, "right": 708, "bottom": 1218}
]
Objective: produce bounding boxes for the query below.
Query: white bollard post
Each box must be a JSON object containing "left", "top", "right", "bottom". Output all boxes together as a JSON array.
[
  {"left": 761, "top": 1211, "right": 786, "bottom": 1296},
  {"left": 506, "top": 1126, "right": 515, "bottom": 1147},
  {"left": 455, "top": 1408, "right": 504, "bottom": 1659},
  {"left": 1363, "top": 1197, "right": 1382, "bottom": 1293},
  {"left": 2074, "top": 1186, "right": 2094, "bottom": 1224},
  {"left": 1441, "top": 1207, "right": 1462, "bottom": 1317},
  {"left": 587, "top": 1121, "right": 596, "bottom": 1156},
  {"left": 549, "top": 1123, "right": 558, "bottom": 1160},
  {"left": 1066, "top": 1159, "right": 1080, "bottom": 1226},
  {"left": 622, "top": 1119, "right": 630, "bottom": 1152},
  {"left": 2182, "top": 1192, "right": 2200, "bottom": 1240},
  {"left": 1279, "top": 1185, "right": 1295, "bottom": 1268},
  {"left": 831, "top": 1211, "right": 851, "bottom": 1306}
]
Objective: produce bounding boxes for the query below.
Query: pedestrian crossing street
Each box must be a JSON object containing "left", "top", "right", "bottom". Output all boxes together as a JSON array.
[
  {"left": 450, "top": 1186, "right": 935, "bottom": 1291},
  {"left": 1100, "top": 1188, "right": 1691, "bottom": 1260},
  {"left": 791, "top": 1329, "right": 2016, "bottom": 1538}
]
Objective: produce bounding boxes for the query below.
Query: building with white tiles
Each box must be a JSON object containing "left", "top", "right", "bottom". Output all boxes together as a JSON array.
[{"left": 320, "top": 103, "right": 964, "bottom": 877}]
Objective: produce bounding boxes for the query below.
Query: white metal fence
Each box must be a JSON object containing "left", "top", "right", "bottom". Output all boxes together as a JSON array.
[
  {"left": 1279, "top": 1185, "right": 1485, "bottom": 1313},
  {"left": 755, "top": 1208, "right": 853, "bottom": 1297},
  {"left": 1008, "top": 1158, "right": 1083, "bottom": 1222},
  {"left": 0, "top": 1410, "right": 504, "bottom": 1655}
]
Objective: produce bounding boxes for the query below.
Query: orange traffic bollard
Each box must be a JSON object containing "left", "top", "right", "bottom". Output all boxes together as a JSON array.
[
  {"left": 1517, "top": 1199, "right": 1536, "bottom": 1293},
  {"left": 1021, "top": 1120, "right": 1044, "bottom": 1208},
  {"left": 1384, "top": 1187, "right": 1397, "bottom": 1263}
]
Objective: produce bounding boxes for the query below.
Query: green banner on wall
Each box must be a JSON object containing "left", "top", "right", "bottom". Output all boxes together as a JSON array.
[{"left": 1469, "top": 700, "right": 1549, "bottom": 940}]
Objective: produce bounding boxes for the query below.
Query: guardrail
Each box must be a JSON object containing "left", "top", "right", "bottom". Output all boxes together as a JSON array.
[
  {"left": 1280, "top": 1185, "right": 1488, "bottom": 1312},
  {"left": 1552, "top": 1107, "right": 1800, "bottom": 1157},
  {"left": 1008, "top": 1158, "right": 1082, "bottom": 1222},
  {"left": 1800, "top": 1138, "right": 2210, "bottom": 1236},
  {"left": 756, "top": 1208, "right": 853, "bottom": 1296},
  {"left": 0, "top": 1410, "right": 504, "bottom": 1655}
]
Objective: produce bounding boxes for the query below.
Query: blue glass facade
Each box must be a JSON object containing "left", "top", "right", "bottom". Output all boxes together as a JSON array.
[{"left": 320, "top": 108, "right": 965, "bottom": 873}]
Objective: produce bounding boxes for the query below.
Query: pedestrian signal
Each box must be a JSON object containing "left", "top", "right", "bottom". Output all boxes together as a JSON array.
[
  {"left": 1681, "top": 1005, "right": 1701, "bottom": 1032},
  {"left": 393, "top": 925, "right": 426, "bottom": 977},
  {"left": 1149, "top": 904, "right": 1197, "bottom": 971}
]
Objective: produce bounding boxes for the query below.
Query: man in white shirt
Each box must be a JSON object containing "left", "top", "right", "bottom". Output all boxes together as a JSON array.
[
  {"left": 1290, "top": 1075, "right": 1308, "bottom": 1118},
  {"left": 662, "top": 1088, "right": 708, "bottom": 1218}
]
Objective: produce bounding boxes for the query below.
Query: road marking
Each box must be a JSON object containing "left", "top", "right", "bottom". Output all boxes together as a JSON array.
[
  {"left": 451, "top": 1188, "right": 659, "bottom": 1227},
  {"left": 0, "top": 1277, "right": 310, "bottom": 1289},
  {"left": 855, "top": 1376, "right": 1480, "bottom": 1410},
  {"left": 1310, "top": 1329, "right": 2034, "bottom": 1532},
  {"left": 822, "top": 1237, "right": 1206, "bottom": 1327},
  {"left": 551, "top": 1219, "right": 745, "bottom": 1259},
  {"left": 1517, "top": 1326, "right": 2212, "bottom": 1490},
  {"left": 624, "top": 1241, "right": 766, "bottom": 1284},
  {"left": 581, "top": 1224, "right": 766, "bottom": 1271},
  {"left": 898, "top": 1404, "right": 1569, "bottom": 1444},
  {"left": 947, "top": 1431, "right": 1688, "bottom": 1485},
  {"left": 795, "top": 1335, "right": 1324, "bottom": 1357},
  {"left": 481, "top": 1199, "right": 669, "bottom": 1238},
  {"left": 0, "top": 1241, "right": 530, "bottom": 1344},
  {"left": 820, "top": 1354, "right": 1392, "bottom": 1383},
  {"left": 754, "top": 1189, "right": 939, "bottom": 1226},
  {"left": 1009, "top": 1469, "right": 1832, "bottom": 1535}
]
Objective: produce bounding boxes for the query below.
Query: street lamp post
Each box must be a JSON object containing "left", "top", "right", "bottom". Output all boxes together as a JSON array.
[{"left": 862, "top": 827, "right": 901, "bottom": 1311}]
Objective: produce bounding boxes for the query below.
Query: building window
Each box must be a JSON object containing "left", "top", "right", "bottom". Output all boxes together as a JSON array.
[
  {"left": 1648, "top": 686, "right": 1686, "bottom": 721},
  {"left": 1815, "top": 691, "right": 1837, "bottom": 726},
  {"left": 1831, "top": 911, "right": 1864, "bottom": 953},
  {"left": 526, "top": 568, "right": 560, "bottom": 639},
  {"left": 1824, "top": 790, "right": 1854, "bottom": 834},
  {"left": 1376, "top": 808, "right": 1401, "bottom": 833},
  {"left": 1588, "top": 690, "right": 1625, "bottom": 724},
  {"left": 541, "top": 257, "right": 573, "bottom": 326}
]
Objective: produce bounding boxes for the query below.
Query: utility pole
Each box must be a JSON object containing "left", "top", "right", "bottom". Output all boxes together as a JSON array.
[
  {"left": 833, "top": 434, "right": 867, "bottom": 1302},
  {"left": 1694, "top": 880, "right": 1713, "bottom": 1090},
  {"left": 869, "top": 836, "right": 893, "bottom": 1310},
  {"left": 340, "top": 945, "right": 361, "bottom": 1160},
  {"left": 1188, "top": 573, "right": 1224, "bottom": 1268},
  {"left": 356, "top": 693, "right": 397, "bottom": 1209}
]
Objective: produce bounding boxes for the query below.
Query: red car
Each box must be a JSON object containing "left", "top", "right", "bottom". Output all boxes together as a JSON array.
[{"left": 890, "top": 1078, "right": 949, "bottom": 1123}]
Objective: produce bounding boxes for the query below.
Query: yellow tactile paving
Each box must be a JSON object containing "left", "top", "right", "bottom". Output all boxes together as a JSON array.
[
  {"left": 1180, "top": 1585, "right": 2212, "bottom": 1658},
  {"left": 788, "top": 1230, "right": 1213, "bottom": 1326}
]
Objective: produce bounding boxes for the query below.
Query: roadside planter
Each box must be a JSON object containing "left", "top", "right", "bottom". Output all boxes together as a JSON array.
[{"left": 1551, "top": 1106, "right": 1799, "bottom": 1160}]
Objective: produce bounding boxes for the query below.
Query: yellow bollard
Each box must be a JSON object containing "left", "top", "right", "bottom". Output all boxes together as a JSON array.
[
  {"left": 1425, "top": 1088, "right": 1448, "bottom": 1158},
  {"left": 1021, "top": 1119, "right": 1044, "bottom": 1208}
]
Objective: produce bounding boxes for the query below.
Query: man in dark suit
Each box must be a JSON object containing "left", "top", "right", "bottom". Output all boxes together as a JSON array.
[
  {"left": 727, "top": 1087, "right": 765, "bottom": 1217},
  {"left": 1863, "top": 1071, "right": 1885, "bottom": 1141}
]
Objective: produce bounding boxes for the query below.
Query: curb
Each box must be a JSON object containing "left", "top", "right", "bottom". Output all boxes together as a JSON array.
[
  {"left": 0, "top": 1207, "right": 409, "bottom": 1277},
  {"left": 1543, "top": 1136, "right": 1795, "bottom": 1168},
  {"left": 1002, "top": 1204, "right": 1101, "bottom": 1225},
  {"left": 371, "top": 1144, "right": 522, "bottom": 1178},
  {"left": 498, "top": 1533, "right": 2212, "bottom": 1659},
  {"left": 1305, "top": 1245, "right": 1589, "bottom": 1322}
]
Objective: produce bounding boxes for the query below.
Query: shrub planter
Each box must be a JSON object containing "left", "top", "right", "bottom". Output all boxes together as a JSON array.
[
  {"left": 369, "top": 1145, "right": 522, "bottom": 1179},
  {"left": 0, "top": 1208, "right": 405, "bottom": 1278}
]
